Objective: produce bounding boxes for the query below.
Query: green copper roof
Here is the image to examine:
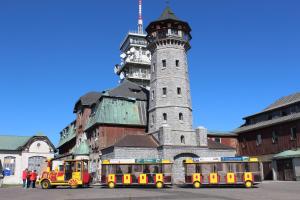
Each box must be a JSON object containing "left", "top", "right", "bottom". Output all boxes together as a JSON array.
[
  {"left": 0, "top": 135, "right": 31, "bottom": 150},
  {"left": 57, "top": 123, "right": 76, "bottom": 148},
  {"left": 73, "top": 141, "right": 90, "bottom": 155},
  {"left": 273, "top": 149, "right": 300, "bottom": 159},
  {"left": 85, "top": 97, "right": 147, "bottom": 130}
]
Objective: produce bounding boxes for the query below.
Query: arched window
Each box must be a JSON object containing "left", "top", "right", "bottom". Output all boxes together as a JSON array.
[
  {"left": 180, "top": 135, "right": 185, "bottom": 144},
  {"left": 163, "top": 113, "right": 167, "bottom": 122},
  {"left": 179, "top": 113, "right": 183, "bottom": 121},
  {"left": 4, "top": 156, "right": 16, "bottom": 175}
]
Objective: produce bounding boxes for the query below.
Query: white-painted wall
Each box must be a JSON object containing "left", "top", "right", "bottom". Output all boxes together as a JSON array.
[{"left": 0, "top": 139, "right": 54, "bottom": 184}]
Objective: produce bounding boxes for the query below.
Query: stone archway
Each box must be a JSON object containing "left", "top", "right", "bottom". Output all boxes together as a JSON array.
[{"left": 173, "top": 153, "right": 198, "bottom": 184}]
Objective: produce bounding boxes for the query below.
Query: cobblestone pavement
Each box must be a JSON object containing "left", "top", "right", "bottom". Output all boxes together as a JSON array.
[{"left": 0, "top": 181, "right": 299, "bottom": 200}]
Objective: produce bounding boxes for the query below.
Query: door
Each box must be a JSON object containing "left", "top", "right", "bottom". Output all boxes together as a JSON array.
[
  {"left": 28, "top": 156, "right": 47, "bottom": 175},
  {"left": 262, "top": 162, "right": 273, "bottom": 180},
  {"left": 276, "top": 159, "right": 295, "bottom": 181}
]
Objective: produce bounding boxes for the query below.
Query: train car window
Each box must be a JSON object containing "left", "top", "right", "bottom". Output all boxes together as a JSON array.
[
  {"left": 108, "top": 165, "right": 116, "bottom": 174},
  {"left": 201, "top": 164, "right": 212, "bottom": 175},
  {"left": 249, "top": 162, "right": 260, "bottom": 172},
  {"left": 195, "top": 164, "right": 201, "bottom": 173},
  {"left": 83, "top": 161, "right": 88, "bottom": 171},
  {"left": 149, "top": 164, "right": 159, "bottom": 174},
  {"left": 101, "top": 165, "right": 107, "bottom": 176},
  {"left": 76, "top": 162, "right": 82, "bottom": 172},
  {"left": 162, "top": 164, "right": 172, "bottom": 174},
  {"left": 216, "top": 163, "right": 223, "bottom": 173},
  {"left": 223, "top": 163, "right": 230, "bottom": 173},
  {"left": 186, "top": 164, "right": 195, "bottom": 175},
  {"left": 234, "top": 163, "right": 243, "bottom": 173},
  {"left": 133, "top": 164, "right": 142, "bottom": 173}
]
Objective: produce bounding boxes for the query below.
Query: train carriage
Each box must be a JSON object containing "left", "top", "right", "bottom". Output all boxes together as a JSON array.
[
  {"left": 39, "top": 159, "right": 90, "bottom": 189},
  {"left": 184, "top": 157, "right": 261, "bottom": 188},
  {"left": 101, "top": 159, "right": 172, "bottom": 188}
]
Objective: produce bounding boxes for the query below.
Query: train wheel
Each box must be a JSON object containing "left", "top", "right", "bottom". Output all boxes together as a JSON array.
[
  {"left": 245, "top": 181, "right": 253, "bottom": 188},
  {"left": 108, "top": 182, "right": 115, "bottom": 189},
  {"left": 156, "top": 182, "right": 163, "bottom": 189},
  {"left": 193, "top": 181, "right": 201, "bottom": 189},
  {"left": 41, "top": 180, "right": 51, "bottom": 189}
]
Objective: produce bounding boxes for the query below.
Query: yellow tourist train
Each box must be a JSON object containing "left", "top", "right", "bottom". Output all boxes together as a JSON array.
[
  {"left": 184, "top": 157, "right": 261, "bottom": 188},
  {"left": 101, "top": 159, "right": 172, "bottom": 188},
  {"left": 40, "top": 159, "right": 90, "bottom": 189}
]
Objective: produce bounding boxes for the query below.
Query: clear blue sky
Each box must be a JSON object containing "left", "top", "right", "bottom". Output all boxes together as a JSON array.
[{"left": 0, "top": 0, "right": 299, "bottom": 145}]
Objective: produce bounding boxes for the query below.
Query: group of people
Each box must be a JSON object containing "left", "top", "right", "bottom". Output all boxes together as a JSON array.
[{"left": 22, "top": 168, "right": 38, "bottom": 188}]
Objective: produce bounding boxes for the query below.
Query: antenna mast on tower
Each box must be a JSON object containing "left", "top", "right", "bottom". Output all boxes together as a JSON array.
[{"left": 138, "top": 0, "right": 143, "bottom": 34}]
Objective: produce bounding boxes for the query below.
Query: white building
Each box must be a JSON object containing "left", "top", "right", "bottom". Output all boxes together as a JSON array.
[{"left": 0, "top": 134, "right": 55, "bottom": 184}]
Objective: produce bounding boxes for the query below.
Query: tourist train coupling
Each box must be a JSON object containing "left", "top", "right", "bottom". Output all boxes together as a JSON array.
[{"left": 39, "top": 156, "right": 261, "bottom": 189}]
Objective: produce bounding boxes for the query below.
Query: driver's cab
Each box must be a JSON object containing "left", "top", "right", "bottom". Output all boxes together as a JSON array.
[{"left": 63, "top": 160, "right": 88, "bottom": 181}]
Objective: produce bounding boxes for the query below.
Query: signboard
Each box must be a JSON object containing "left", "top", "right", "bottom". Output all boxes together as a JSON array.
[
  {"left": 221, "top": 157, "right": 250, "bottom": 162},
  {"left": 193, "top": 157, "right": 221, "bottom": 162},
  {"left": 109, "top": 159, "right": 135, "bottom": 164},
  {"left": 3, "top": 169, "right": 11, "bottom": 176},
  {"left": 135, "top": 159, "right": 161, "bottom": 164}
]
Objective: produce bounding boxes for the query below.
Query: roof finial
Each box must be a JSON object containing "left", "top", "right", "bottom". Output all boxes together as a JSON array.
[
  {"left": 138, "top": 0, "right": 143, "bottom": 34},
  {"left": 166, "top": 0, "right": 170, "bottom": 6}
]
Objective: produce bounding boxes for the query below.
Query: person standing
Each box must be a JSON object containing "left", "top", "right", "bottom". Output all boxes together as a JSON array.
[
  {"left": 30, "top": 170, "right": 37, "bottom": 188},
  {"left": 22, "top": 168, "right": 28, "bottom": 188},
  {"left": 26, "top": 170, "right": 31, "bottom": 188}
]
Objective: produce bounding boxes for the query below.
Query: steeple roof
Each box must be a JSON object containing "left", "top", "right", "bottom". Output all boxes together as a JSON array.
[
  {"left": 145, "top": 6, "right": 191, "bottom": 33},
  {"left": 158, "top": 6, "right": 179, "bottom": 21}
]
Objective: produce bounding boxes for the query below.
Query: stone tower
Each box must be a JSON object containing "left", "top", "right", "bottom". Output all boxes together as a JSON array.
[{"left": 146, "top": 7, "right": 193, "bottom": 134}]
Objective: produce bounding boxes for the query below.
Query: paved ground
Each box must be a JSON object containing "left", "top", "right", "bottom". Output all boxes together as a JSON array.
[{"left": 0, "top": 181, "right": 299, "bottom": 200}]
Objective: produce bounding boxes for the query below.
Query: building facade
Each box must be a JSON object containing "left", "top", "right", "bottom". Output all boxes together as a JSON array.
[
  {"left": 56, "top": 6, "right": 236, "bottom": 184},
  {"left": 235, "top": 93, "right": 300, "bottom": 181},
  {"left": 0, "top": 134, "right": 55, "bottom": 184}
]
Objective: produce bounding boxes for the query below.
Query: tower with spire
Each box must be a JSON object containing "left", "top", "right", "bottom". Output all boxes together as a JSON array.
[
  {"left": 146, "top": 6, "right": 193, "bottom": 134},
  {"left": 114, "top": 0, "right": 151, "bottom": 88}
]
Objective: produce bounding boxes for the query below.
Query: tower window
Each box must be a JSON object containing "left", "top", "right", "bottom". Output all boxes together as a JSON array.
[
  {"left": 163, "top": 113, "right": 167, "bottom": 121},
  {"left": 162, "top": 87, "right": 167, "bottom": 96},
  {"left": 152, "top": 63, "right": 156, "bottom": 73},
  {"left": 162, "top": 59, "right": 166, "bottom": 68},
  {"left": 177, "top": 87, "right": 181, "bottom": 95},
  {"left": 180, "top": 135, "right": 185, "bottom": 144},
  {"left": 151, "top": 90, "right": 154, "bottom": 100},
  {"left": 179, "top": 113, "right": 183, "bottom": 121},
  {"left": 151, "top": 114, "right": 154, "bottom": 126},
  {"left": 176, "top": 60, "right": 179, "bottom": 67}
]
